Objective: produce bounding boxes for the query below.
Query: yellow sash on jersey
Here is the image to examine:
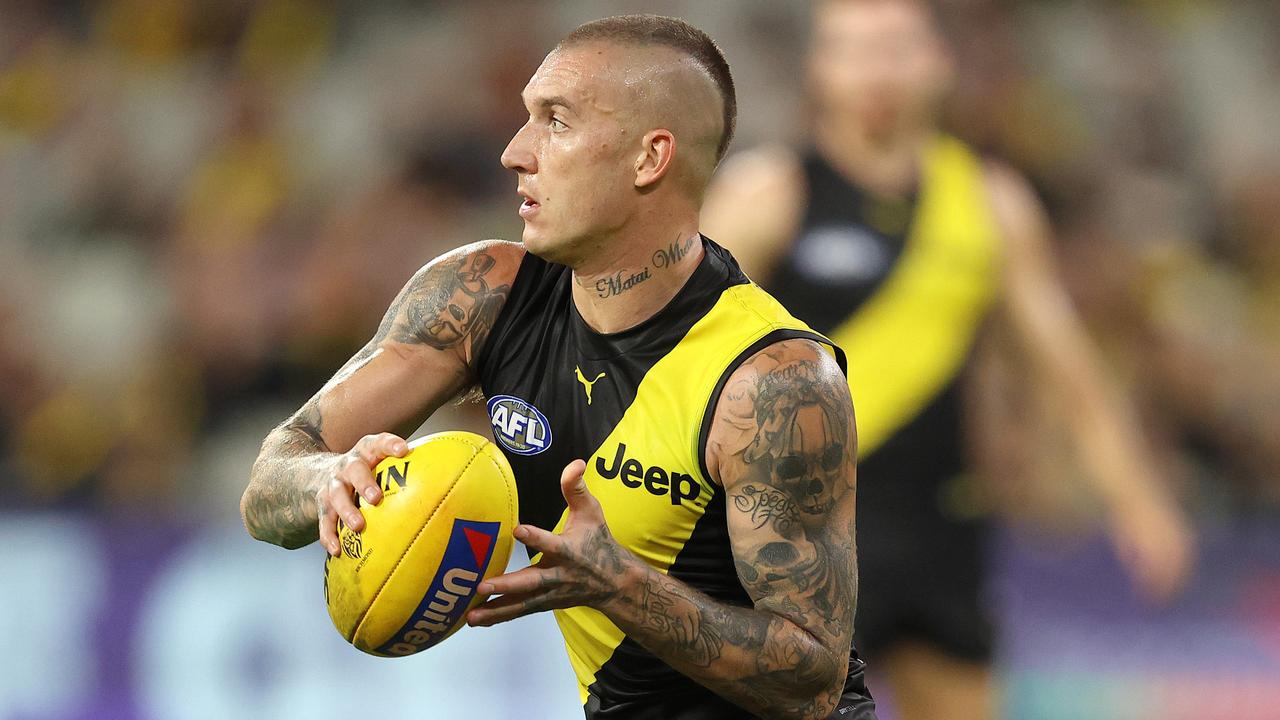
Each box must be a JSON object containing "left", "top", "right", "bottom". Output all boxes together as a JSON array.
[
  {"left": 828, "top": 135, "right": 1002, "bottom": 457},
  {"left": 539, "top": 284, "right": 835, "bottom": 704}
]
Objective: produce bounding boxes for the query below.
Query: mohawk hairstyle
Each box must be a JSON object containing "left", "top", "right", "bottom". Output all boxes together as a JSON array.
[{"left": 557, "top": 14, "right": 737, "bottom": 163}]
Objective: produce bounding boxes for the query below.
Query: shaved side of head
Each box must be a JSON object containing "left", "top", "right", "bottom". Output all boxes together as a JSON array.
[{"left": 556, "top": 14, "right": 736, "bottom": 194}]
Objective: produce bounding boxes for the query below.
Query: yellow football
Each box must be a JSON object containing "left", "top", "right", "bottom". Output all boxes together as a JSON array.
[{"left": 323, "top": 431, "right": 518, "bottom": 657}]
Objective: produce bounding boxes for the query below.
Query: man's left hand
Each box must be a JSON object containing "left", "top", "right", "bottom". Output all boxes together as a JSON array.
[{"left": 466, "top": 459, "right": 638, "bottom": 627}]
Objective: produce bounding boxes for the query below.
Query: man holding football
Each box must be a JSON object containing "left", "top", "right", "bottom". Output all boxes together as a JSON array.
[{"left": 242, "top": 14, "right": 875, "bottom": 720}]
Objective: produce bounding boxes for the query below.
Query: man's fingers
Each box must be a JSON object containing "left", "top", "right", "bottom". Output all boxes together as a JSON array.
[
  {"left": 355, "top": 432, "right": 408, "bottom": 465},
  {"left": 559, "top": 459, "right": 601, "bottom": 517},
  {"left": 318, "top": 496, "right": 340, "bottom": 556},
  {"left": 478, "top": 565, "right": 559, "bottom": 597},
  {"left": 466, "top": 591, "right": 556, "bottom": 627},
  {"left": 341, "top": 456, "right": 382, "bottom": 506},
  {"left": 346, "top": 433, "right": 408, "bottom": 505},
  {"left": 327, "top": 479, "right": 365, "bottom": 532},
  {"left": 514, "top": 524, "right": 562, "bottom": 555}
]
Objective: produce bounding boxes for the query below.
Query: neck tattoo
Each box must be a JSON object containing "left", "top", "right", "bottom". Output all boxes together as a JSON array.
[
  {"left": 595, "top": 267, "right": 652, "bottom": 298},
  {"left": 652, "top": 234, "right": 698, "bottom": 269},
  {"left": 583, "top": 233, "right": 699, "bottom": 299}
]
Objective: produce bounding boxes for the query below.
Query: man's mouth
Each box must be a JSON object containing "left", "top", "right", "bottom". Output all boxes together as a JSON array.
[{"left": 518, "top": 191, "right": 540, "bottom": 218}]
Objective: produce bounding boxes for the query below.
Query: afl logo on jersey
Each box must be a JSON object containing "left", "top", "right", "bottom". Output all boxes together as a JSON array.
[{"left": 487, "top": 395, "right": 552, "bottom": 456}]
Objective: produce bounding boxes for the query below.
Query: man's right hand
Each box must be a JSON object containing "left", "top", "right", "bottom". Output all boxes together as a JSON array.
[
  {"left": 242, "top": 241, "right": 520, "bottom": 552},
  {"left": 318, "top": 432, "right": 409, "bottom": 556}
]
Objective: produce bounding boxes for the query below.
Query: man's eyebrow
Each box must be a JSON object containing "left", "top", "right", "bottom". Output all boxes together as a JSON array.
[{"left": 524, "top": 94, "right": 575, "bottom": 112}]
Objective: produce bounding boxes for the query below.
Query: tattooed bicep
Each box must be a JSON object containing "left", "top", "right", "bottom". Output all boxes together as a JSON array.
[
  {"left": 289, "top": 241, "right": 521, "bottom": 452},
  {"left": 376, "top": 240, "right": 520, "bottom": 364},
  {"left": 711, "top": 338, "right": 858, "bottom": 646},
  {"left": 711, "top": 339, "right": 856, "bottom": 494}
]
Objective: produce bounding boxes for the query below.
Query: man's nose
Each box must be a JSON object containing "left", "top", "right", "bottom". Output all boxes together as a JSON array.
[{"left": 501, "top": 123, "right": 537, "bottom": 174}]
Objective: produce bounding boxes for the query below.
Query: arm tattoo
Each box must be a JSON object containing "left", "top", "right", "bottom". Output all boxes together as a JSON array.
[
  {"left": 612, "top": 566, "right": 841, "bottom": 719},
  {"left": 243, "top": 247, "right": 513, "bottom": 549},
  {"left": 391, "top": 252, "right": 509, "bottom": 355},
  {"left": 284, "top": 400, "right": 327, "bottom": 451},
  {"left": 732, "top": 347, "right": 857, "bottom": 635},
  {"left": 732, "top": 485, "right": 799, "bottom": 534},
  {"left": 242, "top": 399, "right": 331, "bottom": 549},
  {"left": 721, "top": 344, "right": 858, "bottom": 714},
  {"left": 636, "top": 574, "right": 725, "bottom": 667},
  {"left": 602, "top": 341, "right": 858, "bottom": 719}
]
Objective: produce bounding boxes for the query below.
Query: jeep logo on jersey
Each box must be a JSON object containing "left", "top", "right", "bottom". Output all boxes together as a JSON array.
[
  {"left": 595, "top": 443, "right": 701, "bottom": 506},
  {"left": 487, "top": 395, "right": 552, "bottom": 455}
]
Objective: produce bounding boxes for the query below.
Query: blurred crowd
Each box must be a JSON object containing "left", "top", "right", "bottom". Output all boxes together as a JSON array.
[{"left": 1, "top": 0, "right": 1277, "bottom": 528}]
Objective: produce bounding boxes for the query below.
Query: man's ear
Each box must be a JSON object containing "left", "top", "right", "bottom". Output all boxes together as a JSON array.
[{"left": 635, "top": 129, "right": 676, "bottom": 189}]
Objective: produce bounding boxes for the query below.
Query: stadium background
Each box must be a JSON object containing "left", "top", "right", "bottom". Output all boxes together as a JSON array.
[{"left": 1, "top": 0, "right": 1278, "bottom": 718}]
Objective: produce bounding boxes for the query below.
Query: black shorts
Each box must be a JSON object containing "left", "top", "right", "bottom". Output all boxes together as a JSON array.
[
  {"left": 853, "top": 497, "right": 996, "bottom": 664},
  {"left": 828, "top": 656, "right": 879, "bottom": 719}
]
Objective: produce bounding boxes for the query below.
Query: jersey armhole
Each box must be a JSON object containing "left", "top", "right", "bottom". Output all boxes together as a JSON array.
[
  {"left": 474, "top": 247, "right": 543, "bottom": 383},
  {"left": 695, "top": 328, "right": 848, "bottom": 485}
]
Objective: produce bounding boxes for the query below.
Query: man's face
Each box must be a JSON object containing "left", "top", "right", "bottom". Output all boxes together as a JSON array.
[
  {"left": 809, "top": 0, "right": 951, "bottom": 138},
  {"left": 501, "top": 44, "right": 639, "bottom": 261}
]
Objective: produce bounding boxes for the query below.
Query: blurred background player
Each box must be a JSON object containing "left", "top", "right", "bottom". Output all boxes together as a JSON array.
[{"left": 703, "top": 1, "right": 1195, "bottom": 718}]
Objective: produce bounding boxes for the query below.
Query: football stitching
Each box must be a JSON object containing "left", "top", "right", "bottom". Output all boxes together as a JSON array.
[
  {"left": 353, "top": 442, "right": 484, "bottom": 647},
  {"left": 477, "top": 442, "right": 517, "bottom": 532}
]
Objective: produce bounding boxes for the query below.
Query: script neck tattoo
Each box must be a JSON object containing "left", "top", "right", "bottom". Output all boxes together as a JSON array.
[
  {"left": 595, "top": 267, "right": 652, "bottom": 298},
  {"left": 652, "top": 234, "right": 698, "bottom": 269},
  {"left": 588, "top": 233, "right": 701, "bottom": 299}
]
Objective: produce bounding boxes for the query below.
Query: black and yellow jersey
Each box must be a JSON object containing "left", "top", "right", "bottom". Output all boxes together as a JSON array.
[
  {"left": 766, "top": 136, "right": 1002, "bottom": 517},
  {"left": 476, "top": 238, "right": 871, "bottom": 719}
]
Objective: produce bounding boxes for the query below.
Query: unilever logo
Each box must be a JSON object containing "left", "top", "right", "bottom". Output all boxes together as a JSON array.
[{"left": 376, "top": 519, "right": 500, "bottom": 656}]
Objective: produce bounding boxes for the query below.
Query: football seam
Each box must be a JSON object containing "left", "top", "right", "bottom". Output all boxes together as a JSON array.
[
  {"left": 353, "top": 444, "right": 485, "bottom": 646},
  {"left": 477, "top": 442, "right": 517, "bottom": 533}
]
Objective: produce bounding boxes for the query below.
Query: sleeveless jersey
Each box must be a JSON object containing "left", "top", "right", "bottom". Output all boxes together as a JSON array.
[
  {"left": 476, "top": 237, "right": 868, "bottom": 719},
  {"left": 765, "top": 135, "right": 1002, "bottom": 518}
]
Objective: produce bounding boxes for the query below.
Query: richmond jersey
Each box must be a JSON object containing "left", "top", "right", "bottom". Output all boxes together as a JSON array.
[{"left": 476, "top": 237, "right": 874, "bottom": 719}]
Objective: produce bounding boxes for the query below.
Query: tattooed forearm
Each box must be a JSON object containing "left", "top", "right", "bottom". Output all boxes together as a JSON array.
[
  {"left": 636, "top": 574, "right": 725, "bottom": 667},
  {"left": 242, "top": 400, "right": 333, "bottom": 549},
  {"left": 284, "top": 400, "right": 327, "bottom": 450},
  {"left": 603, "top": 562, "right": 840, "bottom": 720},
  {"left": 733, "top": 630, "right": 839, "bottom": 720}
]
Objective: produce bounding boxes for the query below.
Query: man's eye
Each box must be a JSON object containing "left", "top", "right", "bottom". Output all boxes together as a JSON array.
[{"left": 550, "top": 117, "right": 567, "bottom": 130}]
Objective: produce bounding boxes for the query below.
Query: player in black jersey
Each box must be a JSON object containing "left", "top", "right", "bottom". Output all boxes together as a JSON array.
[
  {"left": 242, "top": 13, "right": 876, "bottom": 720},
  {"left": 703, "top": 2, "right": 1193, "bottom": 718}
]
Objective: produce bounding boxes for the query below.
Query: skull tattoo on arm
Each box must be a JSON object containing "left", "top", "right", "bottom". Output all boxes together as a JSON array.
[{"left": 715, "top": 337, "right": 859, "bottom": 664}]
